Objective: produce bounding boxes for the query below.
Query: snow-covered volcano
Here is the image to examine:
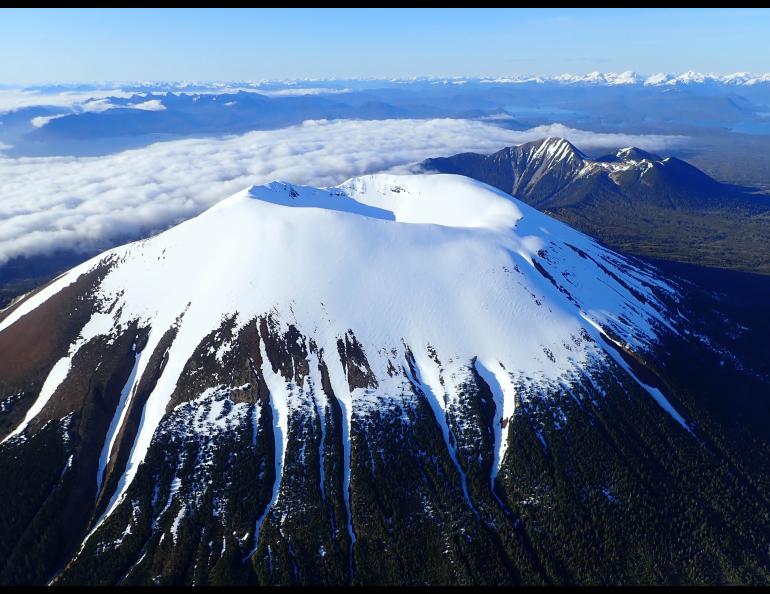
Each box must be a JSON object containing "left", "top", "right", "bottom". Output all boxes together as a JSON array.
[{"left": 6, "top": 173, "right": 756, "bottom": 587}]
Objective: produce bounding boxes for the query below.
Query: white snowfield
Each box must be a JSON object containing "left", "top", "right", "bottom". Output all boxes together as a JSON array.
[{"left": 0, "top": 173, "right": 691, "bottom": 541}]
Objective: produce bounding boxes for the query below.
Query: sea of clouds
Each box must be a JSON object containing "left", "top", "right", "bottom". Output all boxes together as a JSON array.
[{"left": 0, "top": 118, "right": 685, "bottom": 266}]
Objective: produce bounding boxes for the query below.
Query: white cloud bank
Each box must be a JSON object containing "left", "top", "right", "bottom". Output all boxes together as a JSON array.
[
  {"left": 27, "top": 98, "right": 166, "bottom": 128},
  {"left": 30, "top": 114, "right": 68, "bottom": 128},
  {"left": 0, "top": 119, "right": 685, "bottom": 266},
  {"left": 0, "top": 89, "right": 133, "bottom": 114}
]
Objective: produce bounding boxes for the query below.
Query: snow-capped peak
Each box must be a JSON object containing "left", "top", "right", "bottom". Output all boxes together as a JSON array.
[
  {"left": 643, "top": 70, "right": 770, "bottom": 86},
  {"left": 0, "top": 173, "right": 689, "bottom": 535},
  {"left": 614, "top": 147, "right": 661, "bottom": 162},
  {"left": 527, "top": 137, "right": 587, "bottom": 164},
  {"left": 239, "top": 175, "right": 524, "bottom": 231},
  {"left": 480, "top": 71, "right": 770, "bottom": 87}
]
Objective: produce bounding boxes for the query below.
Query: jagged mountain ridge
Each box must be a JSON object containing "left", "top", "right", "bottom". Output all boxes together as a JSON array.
[
  {"left": 420, "top": 138, "right": 770, "bottom": 273},
  {"left": 0, "top": 174, "right": 768, "bottom": 585},
  {"left": 422, "top": 137, "right": 742, "bottom": 210}
]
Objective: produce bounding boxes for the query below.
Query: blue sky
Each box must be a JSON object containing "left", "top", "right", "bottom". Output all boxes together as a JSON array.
[{"left": 1, "top": 8, "right": 769, "bottom": 83}]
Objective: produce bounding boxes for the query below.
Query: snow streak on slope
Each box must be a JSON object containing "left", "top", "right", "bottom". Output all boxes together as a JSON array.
[
  {"left": 1, "top": 310, "right": 116, "bottom": 444},
  {"left": 306, "top": 350, "right": 329, "bottom": 502},
  {"left": 0, "top": 173, "right": 687, "bottom": 536},
  {"left": 579, "top": 312, "right": 692, "bottom": 433},
  {"left": 247, "top": 339, "right": 290, "bottom": 559},
  {"left": 408, "top": 353, "right": 479, "bottom": 518},
  {"left": 324, "top": 345, "right": 358, "bottom": 577},
  {"left": 1, "top": 356, "right": 71, "bottom": 444},
  {"left": 97, "top": 346, "right": 141, "bottom": 491},
  {"left": 473, "top": 359, "right": 516, "bottom": 490}
]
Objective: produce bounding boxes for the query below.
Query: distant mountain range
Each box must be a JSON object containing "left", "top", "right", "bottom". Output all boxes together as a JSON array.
[
  {"left": 15, "top": 71, "right": 770, "bottom": 92},
  {"left": 4, "top": 75, "right": 770, "bottom": 165},
  {"left": 480, "top": 70, "right": 770, "bottom": 86},
  {"left": 421, "top": 138, "right": 770, "bottom": 273}
]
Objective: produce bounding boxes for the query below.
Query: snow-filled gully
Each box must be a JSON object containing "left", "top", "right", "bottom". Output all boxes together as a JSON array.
[
  {"left": 406, "top": 354, "right": 480, "bottom": 519},
  {"left": 246, "top": 339, "right": 290, "bottom": 559}
]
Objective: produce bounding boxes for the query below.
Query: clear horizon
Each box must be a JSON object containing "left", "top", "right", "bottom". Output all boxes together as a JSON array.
[{"left": 2, "top": 8, "right": 769, "bottom": 84}]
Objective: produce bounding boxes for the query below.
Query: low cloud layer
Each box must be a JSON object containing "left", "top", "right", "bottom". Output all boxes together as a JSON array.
[
  {"left": 0, "top": 88, "right": 132, "bottom": 114},
  {"left": 0, "top": 119, "right": 685, "bottom": 266}
]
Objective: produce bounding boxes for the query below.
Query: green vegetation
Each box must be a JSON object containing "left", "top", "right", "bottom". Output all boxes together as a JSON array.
[{"left": 552, "top": 203, "right": 770, "bottom": 274}]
